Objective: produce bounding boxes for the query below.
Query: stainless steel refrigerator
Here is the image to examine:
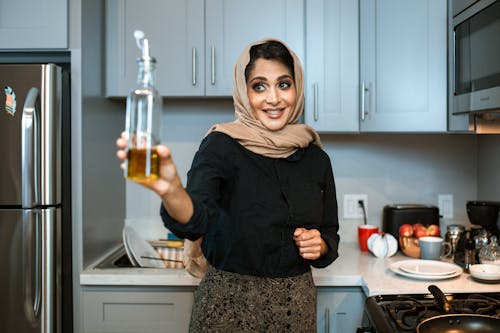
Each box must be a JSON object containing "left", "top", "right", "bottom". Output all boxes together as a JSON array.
[{"left": 0, "top": 63, "right": 72, "bottom": 333}]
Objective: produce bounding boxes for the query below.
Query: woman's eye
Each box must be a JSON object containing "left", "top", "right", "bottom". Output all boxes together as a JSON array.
[
  {"left": 252, "top": 83, "right": 265, "bottom": 91},
  {"left": 278, "top": 81, "right": 291, "bottom": 89}
]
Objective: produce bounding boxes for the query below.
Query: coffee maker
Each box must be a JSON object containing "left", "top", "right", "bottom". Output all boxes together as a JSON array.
[
  {"left": 466, "top": 201, "right": 500, "bottom": 238},
  {"left": 451, "top": 201, "right": 500, "bottom": 267}
]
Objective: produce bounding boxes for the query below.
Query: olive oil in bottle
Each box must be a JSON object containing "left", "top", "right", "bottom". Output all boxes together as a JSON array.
[{"left": 125, "top": 30, "right": 162, "bottom": 181}]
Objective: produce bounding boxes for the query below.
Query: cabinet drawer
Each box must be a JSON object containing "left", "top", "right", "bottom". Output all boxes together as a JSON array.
[{"left": 82, "top": 289, "right": 194, "bottom": 333}]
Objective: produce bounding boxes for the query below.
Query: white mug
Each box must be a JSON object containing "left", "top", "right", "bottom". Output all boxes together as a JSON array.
[{"left": 419, "top": 236, "right": 451, "bottom": 260}]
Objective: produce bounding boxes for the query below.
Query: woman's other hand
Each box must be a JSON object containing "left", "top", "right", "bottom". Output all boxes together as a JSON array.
[{"left": 293, "top": 228, "right": 328, "bottom": 260}]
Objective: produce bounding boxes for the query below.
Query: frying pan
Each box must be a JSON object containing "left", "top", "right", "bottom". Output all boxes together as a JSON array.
[{"left": 416, "top": 285, "right": 500, "bottom": 333}]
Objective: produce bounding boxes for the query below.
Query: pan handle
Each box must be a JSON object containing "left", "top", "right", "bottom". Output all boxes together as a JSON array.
[{"left": 428, "top": 285, "right": 452, "bottom": 313}]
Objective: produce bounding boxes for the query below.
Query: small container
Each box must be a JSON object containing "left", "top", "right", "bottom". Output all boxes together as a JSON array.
[
  {"left": 125, "top": 30, "right": 162, "bottom": 181},
  {"left": 478, "top": 236, "right": 500, "bottom": 265},
  {"left": 445, "top": 224, "right": 465, "bottom": 261},
  {"left": 463, "top": 235, "right": 475, "bottom": 273}
]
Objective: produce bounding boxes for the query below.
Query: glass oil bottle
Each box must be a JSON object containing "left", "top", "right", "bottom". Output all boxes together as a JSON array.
[{"left": 125, "top": 30, "right": 162, "bottom": 181}]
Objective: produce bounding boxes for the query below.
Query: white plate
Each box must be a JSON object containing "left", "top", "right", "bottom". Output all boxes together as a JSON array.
[
  {"left": 123, "top": 226, "right": 165, "bottom": 268},
  {"left": 469, "top": 264, "right": 500, "bottom": 281},
  {"left": 389, "top": 261, "right": 462, "bottom": 280},
  {"left": 398, "top": 259, "right": 458, "bottom": 276},
  {"left": 122, "top": 227, "right": 139, "bottom": 267}
]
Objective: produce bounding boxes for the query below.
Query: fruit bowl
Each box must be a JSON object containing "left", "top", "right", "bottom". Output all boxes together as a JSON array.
[{"left": 399, "top": 236, "right": 421, "bottom": 258}]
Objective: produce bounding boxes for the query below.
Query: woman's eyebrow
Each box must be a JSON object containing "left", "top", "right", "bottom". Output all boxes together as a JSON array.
[
  {"left": 249, "top": 74, "right": 292, "bottom": 83},
  {"left": 249, "top": 76, "right": 268, "bottom": 82}
]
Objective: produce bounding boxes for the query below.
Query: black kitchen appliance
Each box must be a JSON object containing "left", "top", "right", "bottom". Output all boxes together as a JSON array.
[
  {"left": 382, "top": 204, "right": 440, "bottom": 239},
  {"left": 362, "top": 290, "right": 500, "bottom": 332},
  {"left": 451, "top": 0, "right": 500, "bottom": 116},
  {"left": 466, "top": 201, "right": 500, "bottom": 238}
]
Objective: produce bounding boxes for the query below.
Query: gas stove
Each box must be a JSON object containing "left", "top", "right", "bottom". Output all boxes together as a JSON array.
[{"left": 363, "top": 292, "right": 500, "bottom": 333}]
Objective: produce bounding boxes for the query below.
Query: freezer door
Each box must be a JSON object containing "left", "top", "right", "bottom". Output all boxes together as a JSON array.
[
  {"left": 0, "top": 64, "right": 61, "bottom": 207},
  {"left": 0, "top": 208, "right": 61, "bottom": 333}
]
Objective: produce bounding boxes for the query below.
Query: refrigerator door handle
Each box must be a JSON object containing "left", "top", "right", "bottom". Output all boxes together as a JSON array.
[
  {"left": 21, "top": 87, "right": 40, "bottom": 207},
  {"left": 23, "top": 211, "right": 42, "bottom": 323},
  {"left": 41, "top": 208, "right": 58, "bottom": 333}
]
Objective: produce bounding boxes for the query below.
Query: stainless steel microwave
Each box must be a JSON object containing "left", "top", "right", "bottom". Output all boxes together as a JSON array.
[{"left": 452, "top": 0, "right": 500, "bottom": 115}]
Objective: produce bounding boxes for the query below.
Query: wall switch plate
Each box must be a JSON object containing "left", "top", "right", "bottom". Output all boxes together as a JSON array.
[
  {"left": 343, "top": 194, "right": 368, "bottom": 219},
  {"left": 438, "top": 194, "right": 453, "bottom": 219}
]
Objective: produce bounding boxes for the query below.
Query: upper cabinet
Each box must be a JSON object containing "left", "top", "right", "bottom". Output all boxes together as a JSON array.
[
  {"left": 359, "top": 0, "right": 447, "bottom": 132},
  {"left": 105, "top": 0, "right": 304, "bottom": 97},
  {"left": 306, "top": 0, "right": 447, "bottom": 133},
  {"left": 304, "top": 0, "right": 359, "bottom": 132},
  {"left": 0, "top": 0, "right": 67, "bottom": 49},
  {"left": 105, "top": 0, "right": 205, "bottom": 97}
]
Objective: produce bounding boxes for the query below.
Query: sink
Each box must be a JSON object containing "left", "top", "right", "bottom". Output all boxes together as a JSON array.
[{"left": 95, "top": 245, "right": 134, "bottom": 268}]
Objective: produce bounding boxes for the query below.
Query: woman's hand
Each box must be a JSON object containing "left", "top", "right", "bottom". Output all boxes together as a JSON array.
[
  {"left": 293, "top": 228, "right": 328, "bottom": 260},
  {"left": 116, "top": 132, "right": 193, "bottom": 223},
  {"left": 116, "top": 132, "right": 182, "bottom": 196}
]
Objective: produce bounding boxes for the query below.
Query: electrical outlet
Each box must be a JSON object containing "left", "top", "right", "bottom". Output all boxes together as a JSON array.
[
  {"left": 438, "top": 194, "right": 453, "bottom": 219},
  {"left": 343, "top": 194, "right": 368, "bottom": 219}
]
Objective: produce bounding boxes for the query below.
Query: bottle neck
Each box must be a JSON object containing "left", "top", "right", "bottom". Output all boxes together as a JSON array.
[{"left": 137, "top": 60, "right": 156, "bottom": 87}]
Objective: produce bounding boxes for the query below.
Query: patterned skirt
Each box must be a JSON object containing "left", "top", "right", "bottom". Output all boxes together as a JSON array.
[{"left": 189, "top": 266, "right": 317, "bottom": 333}]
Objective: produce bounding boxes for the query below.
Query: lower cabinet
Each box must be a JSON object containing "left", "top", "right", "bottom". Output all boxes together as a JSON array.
[
  {"left": 81, "top": 286, "right": 195, "bottom": 333},
  {"left": 82, "top": 285, "right": 366, "bottom": 333},
  {"left": 316, "top": 287, "right": 366, "bottom": 333}
]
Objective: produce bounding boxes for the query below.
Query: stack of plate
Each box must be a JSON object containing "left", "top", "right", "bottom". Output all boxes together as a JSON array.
[
  {"left": 389, "top": 259, "right": 462, "bottom": 280},
  {"left": 122, "top": 226, "right": 166, "bottom": 268},
  {"left": 469, "top": 264, "right": 500, "bottom": 283}
]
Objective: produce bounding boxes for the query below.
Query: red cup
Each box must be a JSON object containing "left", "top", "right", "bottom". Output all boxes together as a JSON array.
[{"left": 358, "top": 225, "right": 379, "bottom": 252}]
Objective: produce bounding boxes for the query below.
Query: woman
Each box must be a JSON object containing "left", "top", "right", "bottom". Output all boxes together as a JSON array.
[{"left": 117, "top": 38, "right": 339, "bottom": 332}]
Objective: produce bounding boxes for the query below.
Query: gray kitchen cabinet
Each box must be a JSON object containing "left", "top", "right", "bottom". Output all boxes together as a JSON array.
[
  {"left": 359, "top": 0, "right": 447, "bottom": 132},
  {"left": 0, "top": 0, "right": 67, "bottom": 49},
  {"left": 105, "top": 0, "right": 304, "bottom": 97},
  {"left": 204, "top": 0, "right": 304, "bottom": 96},
  {"left": 81, "top": 286, "right": 195, "bottom": 333},
  {"left": 105, "top": 0, "right": 205, "bottom": 97},
  {"left": 316, "top": 287, "right": 366, "bottom": 333},
  {"left": 304, "top": 0, "right": 360, "bottom": 133}
]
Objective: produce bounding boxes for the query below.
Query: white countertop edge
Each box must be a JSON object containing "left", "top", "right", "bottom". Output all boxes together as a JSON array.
[
  {"left": 80, "top": 242, "right": 500, "bottom": 296},
  {"left": 312, "top": 274, "right": 364, "bottom": 287},
  {"left": 80, "top": 269, "right": 201, "bottom": 286},
  {"left": 80, "top": 268, "right": 362, "bottom": 287}
]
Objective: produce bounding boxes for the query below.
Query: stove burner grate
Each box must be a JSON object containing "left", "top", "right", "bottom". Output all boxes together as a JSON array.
[{"left": 366, "top": 292, "right": 500, "bottom": 333}]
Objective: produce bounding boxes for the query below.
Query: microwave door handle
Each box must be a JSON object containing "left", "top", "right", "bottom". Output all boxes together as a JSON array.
[
  {"left": 21, "top": 88, "right": 40, "bottom": 207},
  {"left": 23, "top": 211, "right": 42, "bottom": 323}
]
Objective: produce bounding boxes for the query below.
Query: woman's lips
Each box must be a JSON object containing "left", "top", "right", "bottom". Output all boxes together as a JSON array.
[{"left": 263, "top": 109, "right": 284, "bottom": 118}]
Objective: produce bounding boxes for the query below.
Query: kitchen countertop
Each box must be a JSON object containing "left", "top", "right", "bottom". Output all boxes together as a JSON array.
[{"left": 80, "top": 242, "right": 500, "bottom": 296}]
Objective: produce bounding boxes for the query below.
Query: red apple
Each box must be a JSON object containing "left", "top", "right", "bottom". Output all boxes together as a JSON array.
[
  {"left": 412, "top": 223, "right": 425, "bottom": 232},
  {"left": 413, "top": 224, "right": 428, "bottom": 238},
  {"left": 399, "top": 224, "right": 413, "bottom": 237},
  {"left": 427, "top": 224, "right": 440, "bottom": 237}
]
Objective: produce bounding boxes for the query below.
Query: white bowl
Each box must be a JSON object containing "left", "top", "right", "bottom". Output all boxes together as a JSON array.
[{"left": 469, "top": 264, "right": 500, "bottom": 281}]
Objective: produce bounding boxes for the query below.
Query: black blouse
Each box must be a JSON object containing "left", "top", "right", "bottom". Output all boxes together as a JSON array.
[{"left": 160, "top": 132, "right": 339, "bottom": 278}]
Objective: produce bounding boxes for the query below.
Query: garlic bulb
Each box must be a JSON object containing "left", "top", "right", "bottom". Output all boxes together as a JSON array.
[{"left": 367, "top": 233, "right": 398, "bottom": 258}]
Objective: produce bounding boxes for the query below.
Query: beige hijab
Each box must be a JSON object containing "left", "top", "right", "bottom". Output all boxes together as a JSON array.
[
  {"left": 183, "top": 38, "right": 322, "bottom": 278},
  {"left": 208, "top": 37, "right": 322, "bottom": 157}
]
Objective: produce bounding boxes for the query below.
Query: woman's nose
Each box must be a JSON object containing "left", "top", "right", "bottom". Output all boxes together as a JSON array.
[{"left": 266, "top": 87, "right": 279, "bottom": 104}]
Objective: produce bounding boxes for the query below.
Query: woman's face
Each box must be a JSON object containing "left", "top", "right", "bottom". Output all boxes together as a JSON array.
[{"left": 246, "top": 58, "right": 297, "bottom": 131}]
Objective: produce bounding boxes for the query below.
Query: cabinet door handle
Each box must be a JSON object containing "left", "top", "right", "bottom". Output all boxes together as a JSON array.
[
  {"left": 192, "top": 47, "right": 197, "bottom": 86},
  {"left": 325, "top": 307, "right": 330, "bottom": 333},
  {"left": 360, "top": 81, "right": 368, "bottom": 121},
  {"left": 211, "top": 46, "right": 215, "bottom": 85},
  {"left": 314, "top": 83, "right": 319, "bottom": 121}
]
